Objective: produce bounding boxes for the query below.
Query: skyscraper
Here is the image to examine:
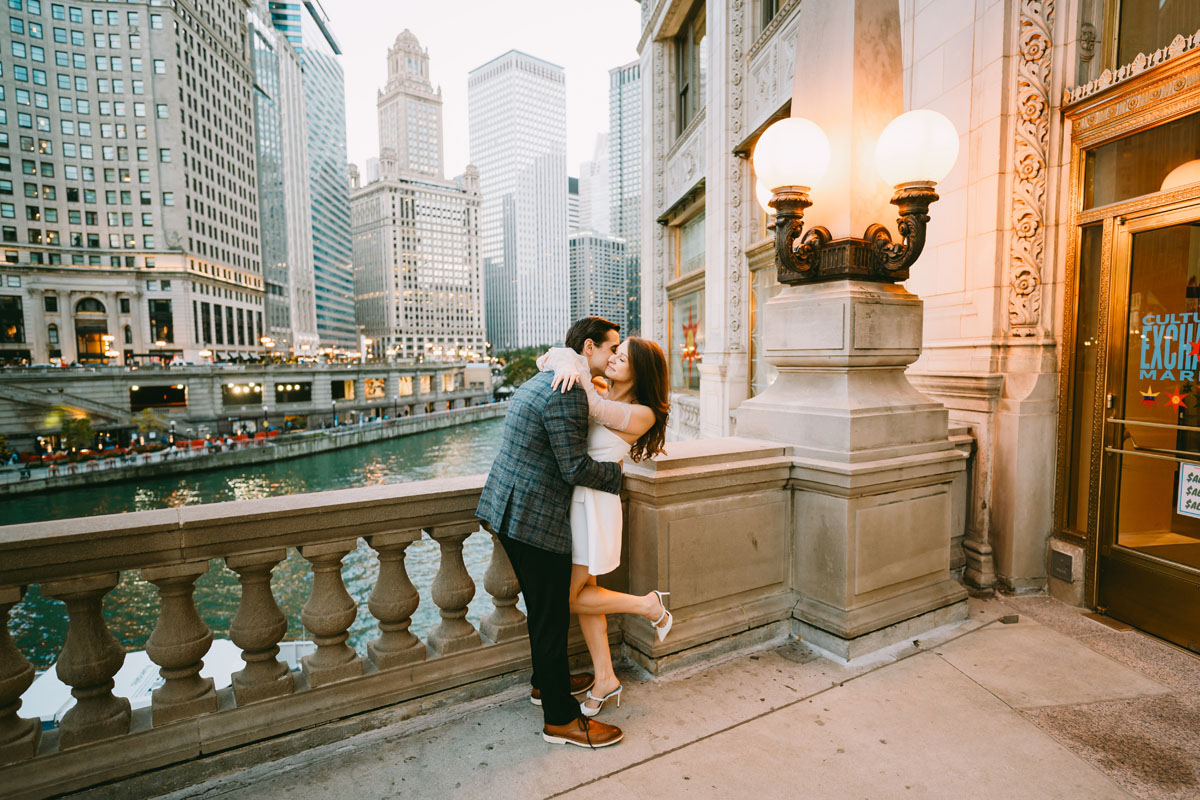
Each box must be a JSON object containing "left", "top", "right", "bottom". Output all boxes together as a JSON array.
[
  {"left": 0, "top": 0, "right": 265, "bottom": 365},
  {"left": 567, "top": 177, "right": 580, "bottom": 234},
  {"left": 609, "top": 61, "right": 642, "bottom": 335},
  {"left": 468, "top": 51, "right": 569, "bottom": 351},
  {"left": 350, "top": 31, "right": 486, "bottom": 362},
  {"left": 250, "top": 3, "right": 318, "bottom": 357},
  {"left": 579, "top": 133, "right": 610, "bottom": 236},
  {"left": 269, "top": 1, "right": 356, "bottom": 352},
  {"left": 569, "top": 232, "right": 626, "bottom": 330}
]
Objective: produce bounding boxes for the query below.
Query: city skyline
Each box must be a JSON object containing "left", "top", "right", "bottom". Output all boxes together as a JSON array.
[{"left": 337, "top": 0, "right": 640, "bottom": 179}]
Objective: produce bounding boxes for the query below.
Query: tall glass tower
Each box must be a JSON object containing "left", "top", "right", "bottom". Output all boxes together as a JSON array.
[
  {"left": 468, "top": 51, "right": 569, "bottom": 352},
  {"left": 609, "top": 61, "right": 642, "bottom": 336},
  {"left": 269, "top": 1, "right": 357, "bottom": 351}
]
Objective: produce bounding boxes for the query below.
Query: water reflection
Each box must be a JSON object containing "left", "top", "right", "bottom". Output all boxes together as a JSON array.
[{"left": 11, "top": 419, "right": 506, "bottom": 669}]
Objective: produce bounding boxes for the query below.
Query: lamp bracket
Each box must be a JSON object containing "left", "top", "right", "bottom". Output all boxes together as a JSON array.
[{"left": 772, "top": 182, "right": 939, "bottom": 285}]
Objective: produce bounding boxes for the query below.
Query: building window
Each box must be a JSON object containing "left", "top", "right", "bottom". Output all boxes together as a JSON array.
[
  {"left": 669, "top": 290, "right": 704, "bottom": 392},
  {"left": 213, "top": 303, "right": 224, "bottom": 344},
  {"left": 749, "top": 266, "right": 781, "bottom": 395},
  {"left": 47, "top": 322, "right": 57, "bottom": 345},
  {"left": 1115, "top": 0, "right": 1200, "bottom": 66},
  {"left": 200, "top": 301, "right": 211, "bottom": 343},
  {"left": 123, "top": 323, "right": 131, "bottom": 344},
  {"left": 675, "top": 3, "right": 707, "bottom": 135},
  {"left": 675, "top": 211, "right": 705, "bottom": 278},
  {"left": 0, "top": 295, "right": 25, "bottom": 343},
  {"left": 43, "top": 293, "right": 56, "bottom": 312},
  {"left": 1084, "top": 110, "right": 1200, "bottom": 209},
  {"left": 148, "top": 298, "right": 173, "bottom": 343},
  {"left": 119, "top": 297, "right": 129, "bottom": 313}
]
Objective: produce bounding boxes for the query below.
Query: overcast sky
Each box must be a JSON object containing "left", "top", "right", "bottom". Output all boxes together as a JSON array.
[{"left": 334, "top": 1, "right": 642, "bottom": 179}]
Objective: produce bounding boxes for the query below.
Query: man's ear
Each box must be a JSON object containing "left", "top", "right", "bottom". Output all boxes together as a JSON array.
[{"left": 581, "top": 339, "right": 594, "bottom": 356}]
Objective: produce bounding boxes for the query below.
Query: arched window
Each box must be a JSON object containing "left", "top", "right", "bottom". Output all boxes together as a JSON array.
[
  {"left": 74, "top": 297, "right": 106, "bottom": 313},
  {"left": 123, "top": 324, "right": 132, "bottom": 344},
  {"left": 47, "top": 324, "right": 59, "bottom": 345}
]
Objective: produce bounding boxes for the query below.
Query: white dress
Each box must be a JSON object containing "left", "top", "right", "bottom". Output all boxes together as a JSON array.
[{"left": 570, "top": 423, "right": 631, "bottom": 575}]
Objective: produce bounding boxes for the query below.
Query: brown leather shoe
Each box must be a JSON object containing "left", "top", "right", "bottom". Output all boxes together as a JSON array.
[
  {"left": 542, "top": 716, "right": 623, "bottom": 749},
  {"left": 530, "top": 672, "right": 595, "bottom": 706}
]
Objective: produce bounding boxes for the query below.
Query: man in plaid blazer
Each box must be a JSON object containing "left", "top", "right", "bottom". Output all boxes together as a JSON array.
[{"left": 477, "top": 317, "right": 625, "bottom": 748}]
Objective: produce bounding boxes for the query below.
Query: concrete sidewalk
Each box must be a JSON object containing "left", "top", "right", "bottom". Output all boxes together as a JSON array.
[{"left": 126, "top": 595, "right": 1198, "bottom": 800}]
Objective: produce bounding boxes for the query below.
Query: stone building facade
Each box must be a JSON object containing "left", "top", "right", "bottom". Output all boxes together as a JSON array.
[
  {"left": 638, "top": 0, "right": 1200, "bottom": 651},
  {"left": 0, "top": 0, "right": 266, "bottom": 366}
]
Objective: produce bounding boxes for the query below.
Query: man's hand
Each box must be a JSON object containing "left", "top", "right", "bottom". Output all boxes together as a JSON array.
[{"left": 592, "top": 375, "right": 610, "bottom": 396}]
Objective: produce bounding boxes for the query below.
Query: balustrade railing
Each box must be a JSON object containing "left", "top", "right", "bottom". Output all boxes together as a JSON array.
[{"left": 0, "top": 475, "right": 533, "bottom": 799}]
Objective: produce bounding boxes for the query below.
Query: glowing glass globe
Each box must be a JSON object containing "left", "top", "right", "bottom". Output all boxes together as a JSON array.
[
  {"left": 754, "top": 179, "right": 774, "bottom": 215},
  {"left": 752, "top": 117, "right": 831, "bottom": 192},
  {"left": 875, "top": 109, "right": 959, "bottom": 187}
]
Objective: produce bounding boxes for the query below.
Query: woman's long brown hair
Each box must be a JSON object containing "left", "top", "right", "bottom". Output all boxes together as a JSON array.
[{"left": 626, "top": 337, "right": 670, "bottom": 462}]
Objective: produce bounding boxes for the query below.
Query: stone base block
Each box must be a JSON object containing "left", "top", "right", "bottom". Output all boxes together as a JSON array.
[
  {"left": 151, "top": 678, "right": 218, "bottom": 726},
  {"left": 0, "top": 717, "right": 41, "bottom": 765},
  {"left": 624, "top": 619, "right": 793, "bottom": 676},
  {"left": 426, "top": 630, "right": 483, "bottom": 659},
  {"left": 793, "top": 598, "right": 969, "bottom": 661},
  {"left": 59, "top": 696, "right": 131, "bottom": 750},
  {"left": 480, "top": 618, "right": 527, "bottom": 644},
  {"left": 367, "top": 640, "right": 426, "bottom": 670},
  {"left": 231, "top": 667, "right": 293, "bottom": 706},
  {"left": 301, "top": 653, "right": 363, "bottom": 688}
]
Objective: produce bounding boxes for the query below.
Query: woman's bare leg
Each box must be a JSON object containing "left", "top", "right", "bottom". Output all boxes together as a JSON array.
[
  {"left": 570, "top": 576, "right": 662, "bottom": 621},
  {"left": 570, "top": 566, "right": 618, "bottom": 711}
]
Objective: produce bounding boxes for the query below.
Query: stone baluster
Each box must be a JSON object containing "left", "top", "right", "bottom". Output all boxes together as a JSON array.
[
  {"left": 0, "top": 587, "right": 40, "bottom": 764},
  {"left": 364, "top": 531, "right": 426, "bottom": 669},
  {"left": 425, "top": 523, "right": 482, "bottom": 657},
  {"left": 480, "top": 531, "right": 526, "bottom": 643},
  {"left": 226, "top": 550, "right": 293, "bottom": 705},
  {"left": 299, "top": 541, "right": 363, "bottom": 687},
  {"left": 42, "top": 574, "right": 130, "bottom": 749},
  {"left": 142, "top": 561, "right": 217, "bottom": 725}
]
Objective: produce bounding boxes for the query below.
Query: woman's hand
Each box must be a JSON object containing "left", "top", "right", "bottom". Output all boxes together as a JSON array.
[{"left": 550, "top": 368, "right": 582, "bottom": 393}]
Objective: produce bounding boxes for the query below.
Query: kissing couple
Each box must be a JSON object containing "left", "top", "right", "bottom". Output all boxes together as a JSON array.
[{"left": 477, "top": 316, "right": 672, "bottom": 748}]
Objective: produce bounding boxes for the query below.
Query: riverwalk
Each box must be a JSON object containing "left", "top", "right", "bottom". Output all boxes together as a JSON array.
[
  {"left": 0, "top": 402, "right": 507, "bottom": 497},
  {"left": 88, "top": 594, "right": 1198, "bottom": 800}
]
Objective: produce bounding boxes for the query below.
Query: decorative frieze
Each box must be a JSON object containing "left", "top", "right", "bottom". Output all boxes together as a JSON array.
[
  {"left": 727, "top": 0, "right": 746, "bottom": 352},
  {"left": 1008, "top": 0, "right": 1054, "bottom": 337},
  {"left": 1064, "top": 29, "right": 1200, "bottom": 106}
]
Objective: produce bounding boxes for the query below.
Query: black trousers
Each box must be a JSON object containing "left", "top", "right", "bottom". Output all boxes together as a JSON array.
[{"left": 497, "top": 532, "right": 577, "bottom": 726}]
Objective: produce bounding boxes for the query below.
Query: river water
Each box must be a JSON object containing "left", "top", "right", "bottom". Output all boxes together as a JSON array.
[{"left": 9, "top": 418, "right": 507, "bottom": 669}]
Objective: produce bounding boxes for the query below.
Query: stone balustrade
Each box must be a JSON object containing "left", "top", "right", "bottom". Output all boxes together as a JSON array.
[{"left": 0, "top": 436, "right": 972, "bottom": 799}]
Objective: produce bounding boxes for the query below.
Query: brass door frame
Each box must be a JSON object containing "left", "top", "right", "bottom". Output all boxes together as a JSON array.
[{"left": 1056, "top": 47, "right": 1200, "bottom": 611}]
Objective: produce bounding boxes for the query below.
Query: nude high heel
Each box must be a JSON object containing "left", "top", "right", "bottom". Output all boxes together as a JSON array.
[{"left": 652, "top": 590, "right": 672, "bottom": 642}]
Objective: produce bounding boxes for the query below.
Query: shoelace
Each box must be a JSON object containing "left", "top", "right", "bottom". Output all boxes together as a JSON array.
[{"left": 577, "top": 716, "right": 596, "bottom": 750}]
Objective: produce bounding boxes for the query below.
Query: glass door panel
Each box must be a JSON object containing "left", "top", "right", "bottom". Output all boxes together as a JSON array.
[{"left": 1101, "top": 208, "right": 1200, "bottom": 653}]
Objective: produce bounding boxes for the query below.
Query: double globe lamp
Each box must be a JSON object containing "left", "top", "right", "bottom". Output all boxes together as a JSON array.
[{"left": 752, "top": 109, "right": 959, "bottom": 284}]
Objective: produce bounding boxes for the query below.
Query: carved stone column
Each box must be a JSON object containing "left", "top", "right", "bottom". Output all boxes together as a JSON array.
[
  {"left": 142, "top": 561, "right": 217, "bottom": 725},
  {"left": 42, "top": 574, "right": 130, "bottom": 749},
  {"left": 299, "top": 541, "right": 363, "bottom": 686},
  {"left": 226, "top": 549, "right": 293, "bottom": 705},
  {"left": 364, "top": 530, "right": 426, "bottom": 669},
  {"left": 480, "top": 531, "right": 526, "bottom": 642},
  {"left": 0, "top": 587, "right": 40, "bottom": 764},
  {"left": 425, "top": 523, "right": 482, "bottom": 657}
]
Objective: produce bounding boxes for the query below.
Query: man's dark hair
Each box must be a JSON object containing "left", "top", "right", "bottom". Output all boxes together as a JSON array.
[{"left": 564, "top": 316, "right": 620, "bottom": 354}]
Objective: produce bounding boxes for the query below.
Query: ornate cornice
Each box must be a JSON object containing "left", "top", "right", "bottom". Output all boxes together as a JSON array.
[
  {"left": 1008, "top": 0, "right": 1054, "bottom": 338},
  {"left": 1066, "top": 47, "right": 1200, "bottom": 142},
  {"left": 746, "top": 0, "right": 801, "bottom": 62},
  {"left": 1064, "top": 29, "right": 1200, "bottom": 106}
]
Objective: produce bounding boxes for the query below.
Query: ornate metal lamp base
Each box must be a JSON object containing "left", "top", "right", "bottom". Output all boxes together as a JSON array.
[{"left": 770, "top": 182, "right": 939, "bottom": 285}]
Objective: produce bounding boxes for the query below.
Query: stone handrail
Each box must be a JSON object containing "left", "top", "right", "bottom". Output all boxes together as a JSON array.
[{"left": 0, "top": 476, "right": 533, "bottom": 799}]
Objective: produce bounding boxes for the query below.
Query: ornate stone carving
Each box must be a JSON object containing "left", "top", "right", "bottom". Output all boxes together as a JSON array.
[
  {"left": 727, "top": 0, "right": 746, "bottom": 352},
  {"left": 425, "top": 523, "right": 482, "bottom": 657},
  {"left": 299, "top": 541, "right": 364, "bottom": 687},
  {"left": 654, "top": 44, "right": 668, "bottom": 341},
  {"left": 1008, "top": 0, "right": 1054, "bottom": 337},
  {"left": 1065, "top": 29, "right": 1200, "bottom": 105},
  {"left": 142, "top": 561, "right": 217, "bottom": 725},
  {"left": 480, "top": 530, "right": 527, "bottom": 642},
  {"left": 665, "top": 112, "right": 705, "bottom": 209},
  {"left": 227, "top": 549, "right": 294, "bottom": 705},
  {"left": 677, "top": 395, "right": 701, "bottom": 438}
]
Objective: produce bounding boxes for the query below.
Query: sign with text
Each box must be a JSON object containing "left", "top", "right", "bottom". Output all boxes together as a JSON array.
[
  {"left": 1140, "top": 312, "right": 1200, "bottom": 382},
  {"left": 1177, "top": 462, "right": 1200, "bottom": 519}
]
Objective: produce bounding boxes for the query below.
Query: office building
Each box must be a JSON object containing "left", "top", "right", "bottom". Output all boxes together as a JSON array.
[
  {"left": 578, "top": 132, "right": 610, "bottom": 236},
  {"left": 567, "top": 176, "right": 579, "bottom": 234},
  {"left": 609, "top": 60, "right": 641, "bottom": 335},
  {"left": 569, "top": 232, "right": 626, "bottom": 330}
]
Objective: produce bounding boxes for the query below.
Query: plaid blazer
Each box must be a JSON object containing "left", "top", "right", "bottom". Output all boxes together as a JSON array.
[{"left": 477, "top": 371, "right": 622, "bottom": 555}]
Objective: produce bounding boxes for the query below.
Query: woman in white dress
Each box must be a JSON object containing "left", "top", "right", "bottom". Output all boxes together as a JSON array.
[{"left": 538, "top": 337, "right": 672, "bottom": 716}]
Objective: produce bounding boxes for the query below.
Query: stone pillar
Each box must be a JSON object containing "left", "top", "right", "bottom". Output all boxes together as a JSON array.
[
  {"left": 60, "top": 290, "right": 78, "bottom": 363},
  {"left": 226, "top": 549, "right": 293, "bottom": 704},
  {"left": 734, "top": 281, "right": 968, "bottom": 659},
  {"left": 104, "top": 291, "right": 120, "bottom": 360},
  {"left": 364, "top": 530, "right": 426, "bottom": 669},
  {"left": 299, "top": 541, "right": 363, "bottom": 686},
  {"left": 425, "top": 523, "right": 481, "bottom": 657},
  {"left": 142, "top": 561, "right": 217, "bottom": 725},
  {"left": 42, "top": 573, "right": 130, "bottom": 749},
  {"left": 480, "top": 530, "right": 526, "bottom": 642},
  {"left": 0, "top": 587, "right": 40, "bottom": 764}
]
